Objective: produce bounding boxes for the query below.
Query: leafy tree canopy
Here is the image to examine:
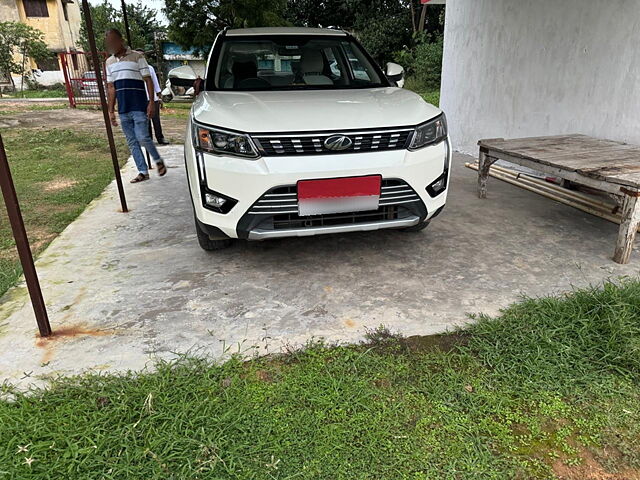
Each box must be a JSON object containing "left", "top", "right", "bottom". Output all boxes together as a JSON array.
[
  {"left": 0, "top": 22, "right": 50, "bottom": 79},
  {"left": 79, "top": 1, "right": 166, "bottom": 62},
  {"left": 163, "top": 0, "right": 443, "bottom": 64},
  {"left": 164, "top": 0, "right": 288, "bottom": 55},
  {"left": 286, "top": 0, "right": 443, "bottom": 63}
]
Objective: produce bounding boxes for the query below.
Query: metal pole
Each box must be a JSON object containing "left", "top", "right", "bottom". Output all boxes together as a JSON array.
[
  {"left": 59, "top": 53, "right": 76, "bottom": 108},
  {"left": 154, "top": 31, "right": 163, "bottom": 86},
  {"left": 121, "top": 0, "right": 133, "bottom": 48},
  {"left": 20, "top": 41, "right": 26, "bottom": 98},
  {"left": 81, "top": 0, "right": 128, "bottom": 213},
  {"left": 0, "top": 134, "right": 52, "bottom": 337}
]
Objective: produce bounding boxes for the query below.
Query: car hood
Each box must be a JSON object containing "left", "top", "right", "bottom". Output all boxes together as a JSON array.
[{"left": 191, "top": 88, "right": 441, "bottom": 133}]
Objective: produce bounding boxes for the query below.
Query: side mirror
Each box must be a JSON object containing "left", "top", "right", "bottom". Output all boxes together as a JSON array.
[{"left": 386, "top": 62, "right": 405, "bottom": 88}]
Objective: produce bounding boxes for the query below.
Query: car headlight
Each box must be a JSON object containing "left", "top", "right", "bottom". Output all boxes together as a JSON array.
[
  {"left": 409, "top": 113, "right": 447, "bottom": 150},
  {"left": 194, "top": 123, "right": 259, "bottom": 158}
]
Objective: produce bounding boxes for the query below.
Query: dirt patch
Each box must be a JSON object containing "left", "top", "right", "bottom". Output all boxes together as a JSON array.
[
  {"left": 41, "top": 178, "right": 78, "bottom": 192},
  {"left": 0, "top": 106, "right": 187, "bottom": 143},
  {"left": 0, "top": 101, "right": 65, "bottom": 113},
  {"left": 0, "top": 108, "right": 102, "bottom": 131},
  {"left": 553, "top": 447, "right": 640, "bottom": 480},
  {"left": 361, "top": 328, "right": 468, "bottom": 354},
  {"left": 0, "top": 225, "right": 56, "bottom": 260},
  {"left": 400, "top": 332, "right": 468, "bottom": 353},
  {"left": 30, "top": 234, "right": 57, "bottom": 253},
  {"left": 344, "top": 318, "right": 356, "bottom": 328},
  {"left": 255, "top": 369, "right": 274, "bottom": 383}
]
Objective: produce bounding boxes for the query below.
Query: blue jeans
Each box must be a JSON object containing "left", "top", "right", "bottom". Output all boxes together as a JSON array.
[{"left": 119, "top": 110, "right": 163, "bottom": 175}]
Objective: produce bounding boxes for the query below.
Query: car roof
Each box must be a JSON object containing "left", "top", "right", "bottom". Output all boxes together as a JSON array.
[{"left": 225, "top": 27, "right": 347, "bottom": 37}]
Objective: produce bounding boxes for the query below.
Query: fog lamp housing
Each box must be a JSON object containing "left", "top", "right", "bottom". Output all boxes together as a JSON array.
[
  {"left": 205, "top": 193, "right": 226, "bottom": 208},
  {"left": 426, "top": 174, "right": 448, "bottom": 197},
  {"left": 201, "top": 188, "right": 237, "bottom": 214}
]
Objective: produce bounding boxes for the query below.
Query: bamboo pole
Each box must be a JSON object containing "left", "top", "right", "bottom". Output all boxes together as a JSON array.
[
  {"left": 489, "top": 169, "right": 616, "bottom": 214},
  {"left": 465, "top": 162, "right": 639, "bottom": 231},
  {"left": 485, "top": 163, "right": 616, "bottom": 211}
]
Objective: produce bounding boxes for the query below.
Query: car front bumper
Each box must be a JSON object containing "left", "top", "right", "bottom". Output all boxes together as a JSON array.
[{"left": 186, "top": 124, "right": 451, "bottom": 240}]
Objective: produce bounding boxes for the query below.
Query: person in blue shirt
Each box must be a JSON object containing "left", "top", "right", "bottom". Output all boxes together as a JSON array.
[{"left": 105, "top": 28, "right": 167, "bottom": 183}]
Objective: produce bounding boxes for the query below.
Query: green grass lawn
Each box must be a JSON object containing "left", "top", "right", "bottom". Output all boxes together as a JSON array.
[
  {"left": 0, "top": 128, "right": 128, "bottom": 297},
  {"left": 161, "top": 101, "right": 192, "bottom": 120},
  {"left": 4, "top": 88, "right": 68, "bottom": 99},
  {"left": 1, "top": 280, "right": 639, "bottom": 479}
]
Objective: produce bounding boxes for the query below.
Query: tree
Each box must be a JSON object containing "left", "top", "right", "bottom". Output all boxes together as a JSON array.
[
  {"left": 284, "top": 0, "right": 413, "bottom": 63},
  {"left": 162, "top": 0, "right": 445, "bottom": 70},
  {"left": 79, "top": 1, "right": 165, "bottom": 62},
  {"left": 164, "top": 0, "right": 288, "bottom": 54},
  {"left": 0, "top": 22, "right": 50, "bottom": 87}
]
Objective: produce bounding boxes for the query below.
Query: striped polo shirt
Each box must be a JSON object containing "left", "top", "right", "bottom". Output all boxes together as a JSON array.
[{"left": 106, "top": 48, "right": 150, "bottom": 114}]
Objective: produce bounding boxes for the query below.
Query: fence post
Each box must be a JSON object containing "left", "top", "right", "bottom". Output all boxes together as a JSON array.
[
  {"left": 0, "top": 134, "right": 52, "bottom": 337},
  {"left": 59, "top": 53, "right": 76, "bottom": 108}
]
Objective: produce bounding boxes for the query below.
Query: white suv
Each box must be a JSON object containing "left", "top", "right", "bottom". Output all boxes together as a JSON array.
[{"left": 186, "top": 27, "right": 451, "bottom": 250}]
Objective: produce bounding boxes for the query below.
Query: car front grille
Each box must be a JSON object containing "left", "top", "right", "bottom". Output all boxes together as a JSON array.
[
  {"left": 246, "top": 179, "right": 422, "bottom": 215},
  {"left": 252, "top": 128, "right": 413, "bottom": 156},
  {"left": 271, "top": 205, "right": 408, "bottom": 230}
]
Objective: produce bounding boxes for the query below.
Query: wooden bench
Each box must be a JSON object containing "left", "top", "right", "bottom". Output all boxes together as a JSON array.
[{"left": 477, "top": 134, "right": 640, "bottom": 264}]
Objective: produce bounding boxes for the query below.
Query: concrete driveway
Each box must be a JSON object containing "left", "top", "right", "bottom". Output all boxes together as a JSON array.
[{"left": 1, "top": 146, "right": 638, "bottom": 388}]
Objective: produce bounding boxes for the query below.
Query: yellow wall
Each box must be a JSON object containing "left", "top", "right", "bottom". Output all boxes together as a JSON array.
[
  {"left": 15, "top": 0, "right": 81, "bottom": 52},
  {"left": 10, "top": 0, "right": 82, "bottom": 71},
  {"left": 0, "top": 0, "right": 21, "bottom": 22}
]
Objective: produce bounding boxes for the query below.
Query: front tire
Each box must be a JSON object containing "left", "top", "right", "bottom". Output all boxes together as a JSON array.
[{"left": 195, "top": 220, "right": 232, "bottom": 251}]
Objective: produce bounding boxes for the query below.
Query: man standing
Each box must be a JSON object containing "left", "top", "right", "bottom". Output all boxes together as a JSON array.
[
  {"left": 134, "top": 49, "right": 168, "bottom": 145},
  {"left": 105, "top": 29, "right": 167, "bottom": 183},
  {"left": 148, "top": 64, "right": 169, "bottom": 145}
]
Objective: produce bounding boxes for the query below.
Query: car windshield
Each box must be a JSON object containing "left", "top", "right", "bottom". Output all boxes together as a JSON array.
[{"left": 209, "top": 35, "right": 388, "bottom": 91}]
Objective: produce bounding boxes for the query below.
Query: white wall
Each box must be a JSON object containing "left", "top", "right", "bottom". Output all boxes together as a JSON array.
[
  {"left": 440, "top": 0, "right": 640, "bottom": 154},
  {"left": 11, "top": 71, "right": 65, "bottom": 89}
]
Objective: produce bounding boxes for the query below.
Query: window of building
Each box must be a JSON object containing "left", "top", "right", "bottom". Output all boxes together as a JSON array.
[
  {"left": 37, "top": 55, "right": 61, "bottom": 72},
  {"left": 62, "top": 2, "right": 69, "bottom": 21},
  {"left": 23, "top": 0, "right": 49, "bottom": 17}
]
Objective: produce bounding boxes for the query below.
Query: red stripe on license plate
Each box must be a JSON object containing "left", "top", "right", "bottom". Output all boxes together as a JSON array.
[{"left": 298, "top": 175, "right": 381, "bottom": 199}]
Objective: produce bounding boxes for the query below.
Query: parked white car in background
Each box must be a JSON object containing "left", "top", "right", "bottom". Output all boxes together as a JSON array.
[{"left": 186, "top": 27, "right": 450, "bottom": 250}]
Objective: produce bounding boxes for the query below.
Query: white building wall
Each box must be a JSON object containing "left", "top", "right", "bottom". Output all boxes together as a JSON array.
[{"left": 440, "top": 0, "right": 640, "bottom": 154}]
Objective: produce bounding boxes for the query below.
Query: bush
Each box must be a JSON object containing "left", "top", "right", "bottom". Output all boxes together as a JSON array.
[
  {"left": 395, "top": 33, "right": 443, "bottom": 92},
  {"left": 356, "top": 14, "right": 412, "bottom": 65}
]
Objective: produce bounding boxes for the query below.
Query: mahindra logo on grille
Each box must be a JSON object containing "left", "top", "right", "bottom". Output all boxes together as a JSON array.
[{"left": 324, "top": 135, "right": 353, "bottom": 151}]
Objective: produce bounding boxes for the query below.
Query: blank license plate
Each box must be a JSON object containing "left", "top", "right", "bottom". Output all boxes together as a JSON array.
[{"left": 298, "top": 175, "right": 381, "bottom": 216}]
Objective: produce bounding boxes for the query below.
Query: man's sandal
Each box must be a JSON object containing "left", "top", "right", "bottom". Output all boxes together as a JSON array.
[
  {"left": 157, "top": 161, "right": 167, "bottom": 177},
  {"left": 130, "top": 173, "right": 150, "bottom": 183}
]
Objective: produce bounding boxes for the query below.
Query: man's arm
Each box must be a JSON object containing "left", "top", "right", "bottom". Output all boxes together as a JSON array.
[
  {"left": 105, "top": 62, "right": 117, "bottom": 126},
  {"left": 144, "top": 76, "right": 156, "bottom": 118},
  {"left": 107, "top": 83, "right": 117, "bottom": 126}
]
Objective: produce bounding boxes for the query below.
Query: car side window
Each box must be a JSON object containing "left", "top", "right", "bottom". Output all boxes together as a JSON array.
[
  {"left": 341, "top": 42, "right": 372, "bottom": 82},
  {"left": 324, "top": 48, "right": 341, "bottom": 77},
  {"left": 325, "top": 46, "right": 351, "bottom": 86}
]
